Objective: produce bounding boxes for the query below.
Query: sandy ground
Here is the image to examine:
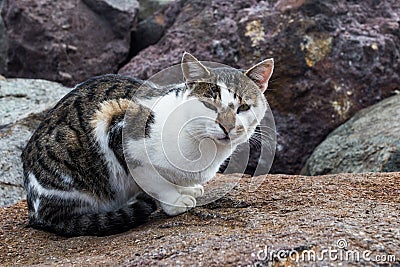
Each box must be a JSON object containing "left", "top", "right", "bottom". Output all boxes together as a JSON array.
[{"left": 1, "top": 173, "right": 399, "bottom": 266}]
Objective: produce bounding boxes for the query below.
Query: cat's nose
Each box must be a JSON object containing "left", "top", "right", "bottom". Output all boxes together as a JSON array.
[{"left": 218, "top": 123, "right": 234, "bottom": 136}]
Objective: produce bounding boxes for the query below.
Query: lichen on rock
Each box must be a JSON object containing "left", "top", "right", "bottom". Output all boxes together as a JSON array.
[
  {"left": 300, "top": 34, "right": 333, "bottom": 67},
  {"left": 245, "top": 20, "right": 265, "bottom": 47}
]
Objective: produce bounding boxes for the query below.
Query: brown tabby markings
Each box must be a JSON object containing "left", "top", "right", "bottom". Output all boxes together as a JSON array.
[
  {"left": 21, "top": 52, "right": 274, "bottom": 237},
  {"left": 21, "top": 75, "right": 157, "bottom": 236},
  {"left": 90, "top": 99, "right": 132, "bottom": 130},
  {"left": 23, "top": 75, "right": 142, "bottom": 196}
]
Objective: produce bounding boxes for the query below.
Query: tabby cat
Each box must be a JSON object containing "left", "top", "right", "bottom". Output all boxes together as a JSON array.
[{"left": 22, "top": 52, "right": 274, "bottom": 236}]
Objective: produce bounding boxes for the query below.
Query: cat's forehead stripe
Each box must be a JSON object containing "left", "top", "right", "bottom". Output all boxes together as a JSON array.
[
  {"left": 214, "top": 70, "right": 262, "bottom": 107},
  {"left": 218, "top": 82, "right": 237, "bottom": 108},
  {"left": 187, "top": 82, "right": 221, "bottom": 100}
]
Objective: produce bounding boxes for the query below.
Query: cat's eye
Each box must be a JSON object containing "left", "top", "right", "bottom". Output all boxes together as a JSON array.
[
  {"left": 237, "top": 104, "right": 250, "bottom": 113},
  {"left": 201, "top": 100, "right": 217, "bottom": 111}
]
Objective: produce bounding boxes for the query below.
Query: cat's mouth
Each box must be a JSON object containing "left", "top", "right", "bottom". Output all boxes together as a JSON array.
[{"left": 214, "top": 135, "right": 232, "bottom": 145}]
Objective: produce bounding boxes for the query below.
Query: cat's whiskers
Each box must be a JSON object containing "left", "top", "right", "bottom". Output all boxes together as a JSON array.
[
  {"left": 254, "top": 127, "right": 277, "bottom": 140},
  {"left": 249, "top": 132, "right": 275, "bottom": 153},
  {"left": 256, "top": 125, "right": 278, "bottom": 133}
]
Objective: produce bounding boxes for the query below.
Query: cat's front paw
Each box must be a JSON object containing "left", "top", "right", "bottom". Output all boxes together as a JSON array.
[
  {"left": 179, "top": 184, "right": 204, "bottom": 198},
  {"left": 160, "top": 194, "right": 196, "bottom": 216}
]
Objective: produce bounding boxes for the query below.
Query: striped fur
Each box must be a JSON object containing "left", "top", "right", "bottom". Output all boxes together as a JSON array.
[
  {"left": 21, "top": 53, "right": 274, "bottom": 236},
  {"left": 22, "top": 75, "right": 157, "bottom": 237}
]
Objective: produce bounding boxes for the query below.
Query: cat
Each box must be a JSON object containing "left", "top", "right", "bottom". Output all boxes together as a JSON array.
[{"left": 21, "top": 52, "right": 274, "bottom": 237}]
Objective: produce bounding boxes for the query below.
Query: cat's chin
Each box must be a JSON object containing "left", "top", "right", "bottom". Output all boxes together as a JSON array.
[{"left": 202, "top": 134, "right": 246, "bottom": 148}]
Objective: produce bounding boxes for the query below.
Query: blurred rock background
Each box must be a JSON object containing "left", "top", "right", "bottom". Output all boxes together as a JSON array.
[{"left": 0, "top": 0, "right": 399, "bottom": 206}]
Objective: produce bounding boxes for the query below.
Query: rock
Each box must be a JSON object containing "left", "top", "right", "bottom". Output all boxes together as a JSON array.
[
  {"left": 83, "top": 0, "right": 139, "bottom": 36},
  {"left": 1, "top": 172, "right": 399, "bottom": 265},
  {"left": 137, "top": 0, "right": 174, "bottom": 21},
  {"left": 118, "top": 0, "right": 400, "bottom": 174},
  {"left": 119, "top": 0, "right": 250, "bottom": 79},
  {"left": 274, "top": 0, "right": 306, "bottom": 12},
  {"left": 130, "top": 0, "right": 183, "bottom": 57},
  {"left": 1, "top": 0, "right": 139, "bottom": 86},
  {"left": 301, "top": 94, "right": 400, "bottom": 175},
  {"left": 0, "top": 78, "right": 71, "bottom": 207},
  {"left": 0, "top": 0, "right": 7, "bottom": 74},
  {"left": 0, "top": 78, "right": 71, "bottom": 126}
]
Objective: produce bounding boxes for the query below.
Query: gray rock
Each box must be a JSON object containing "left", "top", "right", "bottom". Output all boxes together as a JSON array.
[
  {"left": 0, "top": 123, "right": 35, "bottom": 207},
  {"left": 0, "top": 78, "right": 71, "bottom": 207},
  {"left": 0, "top": 78, "right": 71, "bottom": 126},
  {"left": 0, "top": 184, "right": 25, "bottom": 207},
  {"left": 301, "top": 94, "right": 400, "bottom": 175}
]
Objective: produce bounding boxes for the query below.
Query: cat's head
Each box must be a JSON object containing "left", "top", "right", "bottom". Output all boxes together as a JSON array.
[{"left": 181, "top": 52, "right": 274, "bottom": 147}]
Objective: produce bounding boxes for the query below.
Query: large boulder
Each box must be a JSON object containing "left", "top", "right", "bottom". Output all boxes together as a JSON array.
[
  {"left": 119, "top": 0, "right": 400, "bottom": 174},
  {"left": 0, "top": 0, "right": 7, "bottom": 74},
  {"left": 0, "top": 78, "right": 71, "bottom": 207},
  {"left": 1, "top": 0, "right": 139, "bottom": 86},
  {"left": 301, "top": 94, "right": 400, "bottom": 175},
  {"left": 1, "top": 173, "right": 399, "bottom": 265}
]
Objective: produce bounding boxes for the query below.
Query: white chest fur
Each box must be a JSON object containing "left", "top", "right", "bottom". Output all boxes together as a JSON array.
[{"left": 126, "top": 90, "right": 236, "bottom": 186}]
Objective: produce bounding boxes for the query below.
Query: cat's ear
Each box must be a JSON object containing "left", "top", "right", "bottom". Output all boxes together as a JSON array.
[
  {"left": 244, "top": 58, "right": 274, "bottom": 93},
  {"left": 181, "top": 52, "right": 210, "bottom": 81}
]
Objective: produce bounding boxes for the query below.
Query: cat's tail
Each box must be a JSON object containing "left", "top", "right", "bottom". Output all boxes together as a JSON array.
[{"left": 28, "top": 194, "right": 157, "bottom": 237}]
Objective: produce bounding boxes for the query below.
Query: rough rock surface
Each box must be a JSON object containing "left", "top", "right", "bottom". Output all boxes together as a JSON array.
[
  {"left": 1, "top": 173, "right": 399, "bottom": 266},
  {"left": 119, "top": 0, "right": 400, "bottom": 174},
  {"left": 0, "top": 0, "right": 7, "bottom": 74},
  {"left": 137, "top": 0, "right": 174, "bottom": 21},
  {"left": 302, "top": 94, "right": 400, "bottom": 176},
  {"left": 0, "top": 78, "right": 71, "bottom": 207},
  {"left": 130, "top": 1, "right": 184, "bottom": 57},
  {"left": 1, "top": 0, "right": 139, "bottom": 86},
  {"left": 0, "top": 78, "right": 71, "bottom": 126}
]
